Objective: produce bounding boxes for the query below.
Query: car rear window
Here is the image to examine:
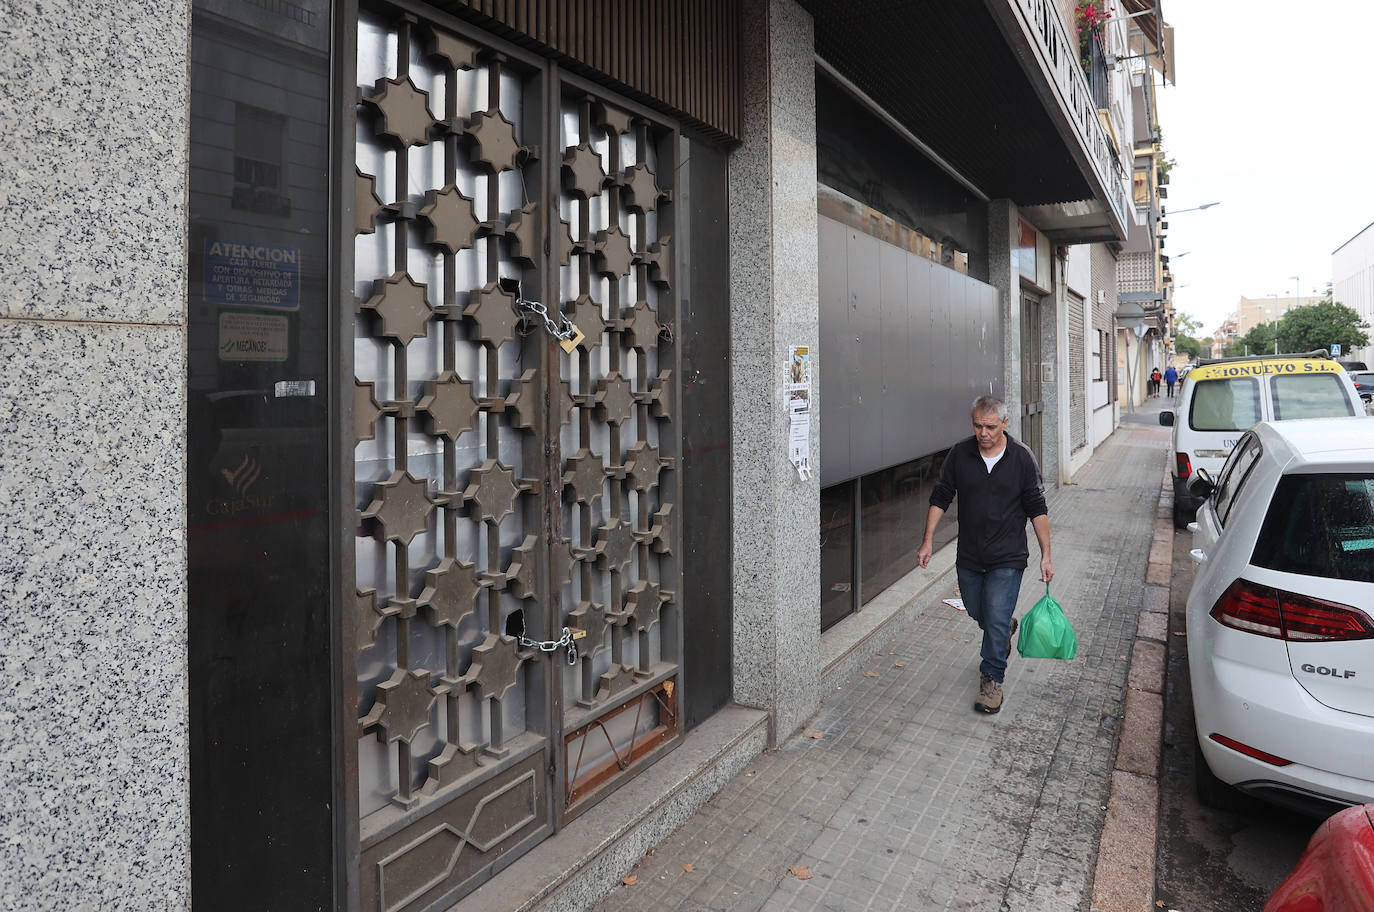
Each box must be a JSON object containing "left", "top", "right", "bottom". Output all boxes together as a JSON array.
[
  {"left": 1189, "top": 378, "right": 1260, "bottom": 431},
  {"left": 1253, "top": 473, "right": 1374, "bottom": 583},
  {"left": 1269, "top": 374, "right": 1355, "bottom": 420}
]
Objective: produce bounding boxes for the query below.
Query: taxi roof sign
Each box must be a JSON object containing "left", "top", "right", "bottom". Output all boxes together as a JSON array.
[{"left": 1188, "top": 358, "right": 1342, "bottom": 381}]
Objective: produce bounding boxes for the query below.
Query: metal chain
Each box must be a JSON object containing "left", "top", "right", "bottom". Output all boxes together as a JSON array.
[
  {"left": 513, "top": 286, "right": 579, "bottom": 342},
  {"left": 516, "top": 624, "right": 579, "bottom": 666}
]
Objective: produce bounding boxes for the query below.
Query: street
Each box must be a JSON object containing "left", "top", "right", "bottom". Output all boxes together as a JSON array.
[{"left": 1154, "top": 518, "right": 1318, "bottom": 911}]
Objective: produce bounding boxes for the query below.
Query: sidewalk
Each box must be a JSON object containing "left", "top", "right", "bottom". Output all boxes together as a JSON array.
[{"left": 591, "top": 402, "right": 1174, "bottom": 912}]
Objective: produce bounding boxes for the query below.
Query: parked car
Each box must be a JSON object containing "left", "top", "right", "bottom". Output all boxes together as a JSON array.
[
  {"left": 1185, "top": 417, "right": 1374, "bottom": 816},
  {"left": 1351, "top": 370, "right": 1374, "bottom": 402},
  {"left": 1265, "top": 804, "right": 1374, "bottom": 912},
  {"left": 1162, "top": 352, "right": 1365, "bottom": 528}
]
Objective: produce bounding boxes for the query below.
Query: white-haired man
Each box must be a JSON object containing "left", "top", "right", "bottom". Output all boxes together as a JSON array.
[{"left": 917, "top": 395, "right": 1053, "bottom": 714}]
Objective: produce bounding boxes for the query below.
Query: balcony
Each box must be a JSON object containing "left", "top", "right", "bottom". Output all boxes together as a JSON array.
[
  {"left": 991, "top": 0, "right": 1129, "bottom": 240},
  {"left": 799, "top": 0, "right": 1130, "bottom": 244}
]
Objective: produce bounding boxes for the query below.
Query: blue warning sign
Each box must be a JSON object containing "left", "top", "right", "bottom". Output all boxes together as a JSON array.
[{"left": 204, "top": 240, "right": 300, "bottom": 310}]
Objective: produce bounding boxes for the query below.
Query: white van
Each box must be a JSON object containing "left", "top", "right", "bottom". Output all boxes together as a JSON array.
[{"left": 1160, "top": 353, "right": 1365, "bottom": 528}]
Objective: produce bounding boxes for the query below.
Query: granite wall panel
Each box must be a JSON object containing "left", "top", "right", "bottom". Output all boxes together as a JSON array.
[
  {"left": 728, "top": 0, "right": 821, "bottom": 743},
  {"left": 0, "top": 320, "right": 188, "bottom": 911},
  {"left": 0, "top": 2, "right": 191, "bottom": 908}
]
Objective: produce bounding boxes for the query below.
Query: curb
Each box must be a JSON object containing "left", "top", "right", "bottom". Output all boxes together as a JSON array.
[{"left": 1090, "top": 467, "right": 1174, "bottom": 912}]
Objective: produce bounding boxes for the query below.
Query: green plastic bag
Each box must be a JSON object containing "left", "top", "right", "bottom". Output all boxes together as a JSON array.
[{"left": 1016, "top": 583, "right": 1077, "bottom": 660}]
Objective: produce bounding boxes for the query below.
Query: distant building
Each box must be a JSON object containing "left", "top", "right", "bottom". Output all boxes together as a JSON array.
[
  {"left": 1209, "top": 295, "right": 1323, "bottom": 358},
  {"left": 1235, "top": 294, "right": 1323, "bottom": 339},
  {"left": 1333, "top": 222, "right": 1374, "bottom": 365}
]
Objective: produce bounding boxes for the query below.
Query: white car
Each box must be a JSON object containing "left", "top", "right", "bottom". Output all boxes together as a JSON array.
[
  {"left": 1186, "top": 416, "right": 1374, "bottom": 814},
  {"left": 1161, "top": 353, "right": 1365, "bottom": 529}
]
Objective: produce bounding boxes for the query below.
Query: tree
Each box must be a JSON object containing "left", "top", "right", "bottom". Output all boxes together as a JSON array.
[
  {"left": 1173, "top": 311, "right": 1203, "bottom": 338},
  {"left": 1223, "top": 321, "right": 1278, "bottom": 358},
  {"left": 1275, "top": 299, "right": 1369, "bottom": 354},
  {"left": 1175, "top": 334, "right": 1203, "bottom": 358}
]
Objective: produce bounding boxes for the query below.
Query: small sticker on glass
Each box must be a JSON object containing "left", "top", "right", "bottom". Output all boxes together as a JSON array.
[{"left": 274, "top": 380, "right": 316, "bottom": 398}]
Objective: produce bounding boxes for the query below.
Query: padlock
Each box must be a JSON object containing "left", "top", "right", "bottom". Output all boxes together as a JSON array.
[{"left": 559, "top": 325, "right": 585, "bottom": 354}]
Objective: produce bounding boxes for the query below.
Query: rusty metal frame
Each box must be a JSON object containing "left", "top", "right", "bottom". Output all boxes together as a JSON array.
[{"left": 563, "top": 679, "right": 679, "bottom": 811}]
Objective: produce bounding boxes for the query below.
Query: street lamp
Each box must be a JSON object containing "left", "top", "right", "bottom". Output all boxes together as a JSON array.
[
  {"left": 1290, "top": 275, "right": 1300, "bottom": 306},
  {"left": 1168, "top": 201, "right": 1221, "bottom": 215}
]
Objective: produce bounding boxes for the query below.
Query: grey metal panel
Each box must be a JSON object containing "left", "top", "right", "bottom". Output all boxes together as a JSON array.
[
  {"left": 878, "top": 241, "right": 908, "bottom": 470},
  {"left": 984, "top": 283, "right": 1004, "bottom": 399},
  {"left": 817, "top": 214, "right": 1002, "bottom": 485},
  {"left": 949, "top": 269, "right": 972, "bottom": 436},
  {"left": 818, "top": 217, "right": 852, "bottom": 486},
  {"left": 931, "top": 265, "right": 958, "bottom": 446},
  {"left": 901, "top": 254, "right": 926, "bottom": 460},
  {"left": 849, "top": 228, "right": 884, "bottom": 476}
]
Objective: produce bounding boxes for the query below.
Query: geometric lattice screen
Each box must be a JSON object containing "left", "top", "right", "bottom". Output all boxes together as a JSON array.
[{"left": 351, "top": 5, "right": 682, "bottom": 907}]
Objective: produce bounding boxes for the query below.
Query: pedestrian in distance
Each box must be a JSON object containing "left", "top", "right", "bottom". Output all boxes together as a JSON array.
[
  {"left": 1150, "top": 366, "right": 1162, "bottom": 397},
  {"left": 1164, "top": 364, "right": 1178, "bottom": 398},
  {"left": 917, "top": 396, "right": 1053, "bottom": 714}
]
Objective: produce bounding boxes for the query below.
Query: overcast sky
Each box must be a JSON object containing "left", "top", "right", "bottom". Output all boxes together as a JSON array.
[{"left": 1158, "top": 1, "right": 1374, "bottom": 337}]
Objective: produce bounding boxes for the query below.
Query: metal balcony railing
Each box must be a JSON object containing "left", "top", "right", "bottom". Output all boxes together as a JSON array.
[
  {"left": 1087, "top": 32, "right": 1110, "bottom": 110},
  {"left": 1007, "top": 0, "right": 1130, "bottom": 233}
]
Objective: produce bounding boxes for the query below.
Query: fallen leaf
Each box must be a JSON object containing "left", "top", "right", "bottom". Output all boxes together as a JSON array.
[
  {"left": 803, "top": 731, "right": 824, "bottom": 739},
  {"left": 1172, "top": 631, "right": 1187, "bottom": 636},
  {"left": 622, "top": 875, "right": 638, "bottom": 886},
  {"left": 682, "top": 863, "right": 695, "bottom": 873},
  {"left": 1156, "top": 902, "right": 1165, "bottom": 909},
  {"left": 789, "top": 865, "right": 813, "bottom": 880},
  {"left": 894, "top": 663, "right": 905, "bottom": 668},
  {"left": 862, "top": 672, "right": 879, "bottom": 678}
]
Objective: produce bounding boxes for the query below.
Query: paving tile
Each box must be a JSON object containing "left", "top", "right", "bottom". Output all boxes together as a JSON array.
[
  {"left": 590, "top": 433, "right": 1166, "bottom": 912},
  {"left": 1116, "top": 689, "right": 1163, "bottom": 778},
  {"left": 1128, "top": 638, "right": 1166, "bottom": 692}
]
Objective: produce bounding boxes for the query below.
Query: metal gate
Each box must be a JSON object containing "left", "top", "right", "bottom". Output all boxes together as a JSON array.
[{"left": 350, "top": 5, "right": 683, "bottom": 907}]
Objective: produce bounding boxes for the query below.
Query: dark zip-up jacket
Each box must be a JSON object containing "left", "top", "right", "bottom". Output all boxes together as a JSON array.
[{"left": 929, "top": 433, "right": 1048, "bottom": 571}]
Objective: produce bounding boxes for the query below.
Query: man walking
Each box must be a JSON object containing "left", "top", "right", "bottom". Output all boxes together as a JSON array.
[
  {"left": 1164, "top": 364, "right": 1178, "bottom": 398},
  {"left": 917, "top": 396, "right": 1053, "bottom": 714}
]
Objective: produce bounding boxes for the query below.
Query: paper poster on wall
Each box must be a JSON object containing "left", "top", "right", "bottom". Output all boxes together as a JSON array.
[{"left": 787, "top": 345, "right": 812, "bottom": 480}]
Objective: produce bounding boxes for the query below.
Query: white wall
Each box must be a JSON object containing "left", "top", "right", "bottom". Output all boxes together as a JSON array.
[{"left": 1333, "top": 222, "right": 1374, "bottom": 366}]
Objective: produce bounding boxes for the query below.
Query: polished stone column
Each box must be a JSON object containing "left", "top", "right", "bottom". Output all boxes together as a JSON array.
[
  {"left": 0, "top": 2, "right": 190, "bottom": 909},
  {"left": 728, "top": 0, "right": 822, "bottom": 744}
]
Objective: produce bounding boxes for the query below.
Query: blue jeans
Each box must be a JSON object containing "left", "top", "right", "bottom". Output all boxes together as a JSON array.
[{"left": 957, "top": 566, "right": 1025, "bottom": 683}]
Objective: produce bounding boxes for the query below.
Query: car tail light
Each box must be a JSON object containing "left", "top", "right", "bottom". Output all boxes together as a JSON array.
[
  {"left": 1210, "top": 579, "right": 1374, "bottom": 642},
  {"left": 1210, "top": 579, "right": 1283, "bottom": 637},
  {"left": 1208, "top": 733, "right": 1293, "bottom": 766},
  {"left": 1281, "top": 591, "right": 1374, "bottom": 641},
  {"left": 1176, "top": 452, "right": 1192, "bottom": 480}
]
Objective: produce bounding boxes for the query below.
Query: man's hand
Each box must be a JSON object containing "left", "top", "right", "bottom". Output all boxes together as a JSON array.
[
  {"left": 918, "top": 505, "right": 946, "bottom": 569},
  {"left": 1040, "top": 555, "right": 1054, "bottom": 583}
]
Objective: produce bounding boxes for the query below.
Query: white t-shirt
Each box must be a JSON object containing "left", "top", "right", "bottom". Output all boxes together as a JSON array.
[{"left": 981, "top": 448, "right": 1005, "bottom": 473}]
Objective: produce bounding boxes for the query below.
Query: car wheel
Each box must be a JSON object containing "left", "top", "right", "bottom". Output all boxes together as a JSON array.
[
  {"left": 1194, "top": 735, "right": 1249, "bottom": 812},
  {"left": 1173, "top": 499, "right": 1192, "bottom": 530}
]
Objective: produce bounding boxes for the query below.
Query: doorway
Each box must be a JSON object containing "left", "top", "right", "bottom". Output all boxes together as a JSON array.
[{"left": 1021, "top": 291, "right": 1044, "bottom": 463}]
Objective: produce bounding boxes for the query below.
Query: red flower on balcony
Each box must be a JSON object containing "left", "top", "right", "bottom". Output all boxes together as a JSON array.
[{"left": 1074, "top": 2, "right": 1107, "bottom": 69}]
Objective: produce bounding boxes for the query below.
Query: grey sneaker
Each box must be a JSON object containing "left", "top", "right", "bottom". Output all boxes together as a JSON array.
[
  {"left": 1006, "top": 617, "right": 1019, "bottom": 660},
  {"left": 975, "top": 673, "right": 1003, "bottom": 714}
]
